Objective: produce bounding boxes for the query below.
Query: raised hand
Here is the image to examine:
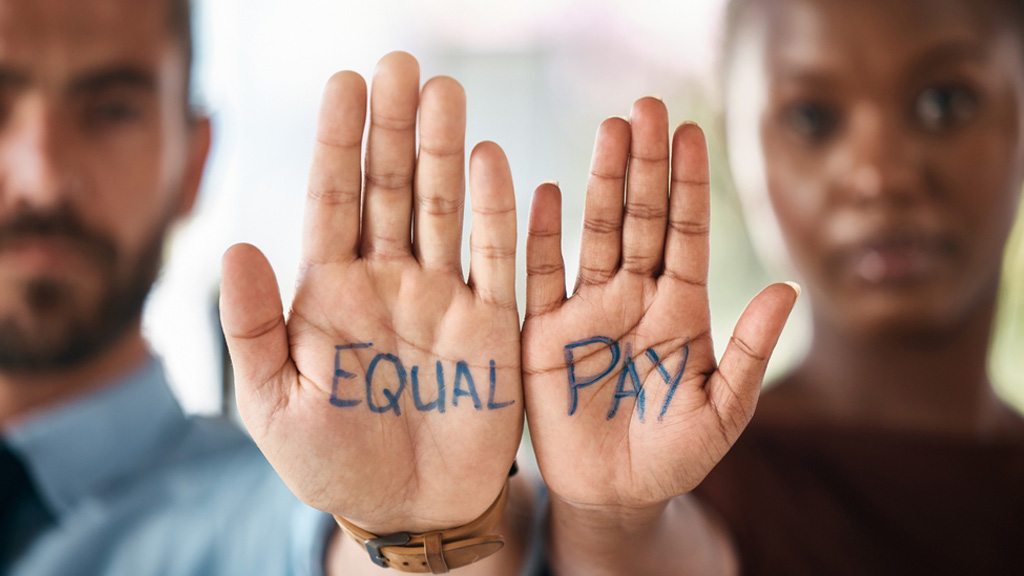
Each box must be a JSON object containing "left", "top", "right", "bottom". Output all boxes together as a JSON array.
[
  {"left": 219, "top": 52, "right": 523, "bottom": 541},
  {"left": 522, "top": 98, "right": 797, "bottom": 573}
]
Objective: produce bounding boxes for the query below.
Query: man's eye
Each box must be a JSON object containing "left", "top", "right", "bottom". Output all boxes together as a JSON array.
[
  {"left": 783, "top": 102, "right": 838, "bottom": 143},
  {"left": 914, "top": 85, "right": 978, "bottom": 132},
  {"left": 86, "top": 100, "right": 142, "bottom": 127}
]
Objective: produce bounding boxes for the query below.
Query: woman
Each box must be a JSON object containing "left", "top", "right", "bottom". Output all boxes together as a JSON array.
[{"left": 527, "top": 0, "right": 1024, "bottom": 573}]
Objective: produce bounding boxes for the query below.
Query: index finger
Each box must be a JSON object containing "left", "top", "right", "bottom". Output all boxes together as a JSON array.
[{"left": 301, "top": 71, "right": 367, "bottom": 265}]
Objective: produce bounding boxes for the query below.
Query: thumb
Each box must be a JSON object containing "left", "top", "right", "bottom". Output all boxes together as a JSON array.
[
  {"left": 707, "top": 282, "right": 800, "bottom": 434},
  {"left": 220, "top": 243, "right": 293, "bottom": 429}
]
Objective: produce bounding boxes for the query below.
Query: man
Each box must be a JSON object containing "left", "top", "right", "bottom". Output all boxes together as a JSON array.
[
  {"left": 0, "top": 1, "right": 532, "bottom": 574},
  {"left": 0, "top": 0, "right": 336, "bottom": 573}
]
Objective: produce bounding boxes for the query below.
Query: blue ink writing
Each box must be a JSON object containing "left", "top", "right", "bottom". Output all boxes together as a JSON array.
[
  {"left": 453, "top": 361, "right": 483, "bottom": 410},
  {"left": 365, "top": 353, "right": 406, "bottom": 416},
  {"left": 608, "top": 343, "right": 645, "bottom": 421},
  {"left": 563, "top": 337, "right": 691, "bottom": 423},
  {"left": 411, "top": 362, "right": 446, "bottom": 413},
  {"left": 646, "top": 346, "right": 689, "bottom": 422},
  {"left": 564, "top": 337, "right": 620, "bottom": 416},
  {"left": 330, "top": 346, "right": 510, "bottom": 414},
  {"left": 331, "top": 343, "right": 373, "bottom": 407},
  {"left": 487, "top": 360, "right": 515, "bottom": 410}
]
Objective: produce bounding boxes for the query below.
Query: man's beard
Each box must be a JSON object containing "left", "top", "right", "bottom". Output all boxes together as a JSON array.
[{"left": 0, "top": 204, "right": 171, "bottom": 372}]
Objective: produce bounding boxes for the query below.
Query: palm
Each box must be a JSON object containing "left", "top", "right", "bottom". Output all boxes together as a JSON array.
[
  {"left": 221, "top": 53, "right": 522, "bottom": 535},
  {"left": 523, "top": 100, "right": 797, "bottom": 510},
  {"left": 283, "top": 260, "right": 520, "bottom": 525}
]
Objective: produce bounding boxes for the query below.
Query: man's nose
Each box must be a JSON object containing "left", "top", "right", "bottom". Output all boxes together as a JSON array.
[
  {"left": 0, "top": 100, "right": 81, "bottom": 211},
  {"left": 836, "top": 104, "right": 923, "bottom": 204}
]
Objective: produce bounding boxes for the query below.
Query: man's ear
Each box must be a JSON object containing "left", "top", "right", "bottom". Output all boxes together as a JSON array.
[{"left": 178, "top": 115, "right": 212, "bottom": 218}]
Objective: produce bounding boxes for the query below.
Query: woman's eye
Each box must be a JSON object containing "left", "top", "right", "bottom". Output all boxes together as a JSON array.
[
  {"left": 783, "top": 102, "right": 838, "bottom": 143},
  {"left": 914, "top": 85, "right": 978, "bottom": 132}
]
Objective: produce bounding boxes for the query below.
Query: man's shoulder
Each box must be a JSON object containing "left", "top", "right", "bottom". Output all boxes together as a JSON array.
[
  {"left": 132, "top": 413, "right": 294, "bottom": 508},
  {"left": 13, "top": 412, "right": 317, "bottom": 576}
]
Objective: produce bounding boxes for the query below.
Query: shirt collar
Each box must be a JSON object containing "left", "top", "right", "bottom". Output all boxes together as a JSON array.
[{"left": 3, "top": 358, "right": 187, "bottom": 517}]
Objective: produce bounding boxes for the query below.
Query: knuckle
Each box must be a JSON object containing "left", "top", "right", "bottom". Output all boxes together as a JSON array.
[
  {"left": 577, "top": 263, "right": 616, "bottom": 284},
  {"left": 527, "top": 261, "right": 564, "bottom": 277},
  {"left": 730, "top": 334, "right": 767, "bottom": 363},
  {"left": 672, "top": 175, "right": 710, "bottom": 187},
  {"left": 589, "top": 168, "right": 626, "bottom": 182},
  {"left": 620, "top": 252, "right": 658, "bottom": 273},
  {"left": 471, "top": 243, "right": 516, "bottom": 260},
  {"left": 582, "top": 215, "right": 621, "bottom": 235},
  {"left": 315, "top": 135, "right": 361, "bottom": 152},
  {"left": 371, "top": 113, "right": 416, "bottom": 132},
  {"left": 527, "top": 228, "right": 560, "bottom": 240},
  {"left": 417, "top": 193, "right": 464, "bottom": 217},
  {"left": 668, "top": 217, "right": 709, "bottom": 236},
  {"left": 660, "top": 267, "right": 707, "bottom": 287},
  {"left": 629, "top": 151, "right": 669, "bottom": 164},
  {"left": 366, "top": 171, "right": 414, "bottom": 190},
  {"left": 307, "top": 185, "right": 360, "bottom": 206},
  {"left": 418, "top": 142, "right": 463, "bottom": 159},
  {"left": 473, "top": 203, "right": 515, "bottom": 217},
  {"left": 624, "top": 202, "right": 668, "bottom": 221}
]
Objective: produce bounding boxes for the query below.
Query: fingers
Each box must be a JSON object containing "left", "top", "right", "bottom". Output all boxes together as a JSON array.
[
  {"left": 709, "top": 282, "right": 801, "bottom": 429},
  {"left": 662, "top": 123, "right": 711, "bottom": 288},
  {"left": 220, "top": 243, "right": 293, "bottom": 422},
  {"left": 467, "top": 141, "right": 518, "bottom": 309},
  {"left": 414, "top": 76, "right": 467, "bottom": 271},
  {"left": 621, "top": 97, "right": 670, "bottom": 276},
  {"left": 361, "top": 51, "right": 420, "bottom": 258},
  {"left": 301, "top": 71, "right": 367, "bottom": 265},
  {"left": 526, "top": 182, "right": 566, "bottom": 317},
  {"left": 576, "top": 117, "right": 630, "bottom": 289}
]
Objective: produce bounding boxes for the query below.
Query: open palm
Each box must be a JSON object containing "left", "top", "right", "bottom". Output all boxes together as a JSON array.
[
  {"left": 523, "top": 99, "right": 798, "bottom": 510},
  {"left": 220, "top": 52, "right": 522, "bottom": 535}
]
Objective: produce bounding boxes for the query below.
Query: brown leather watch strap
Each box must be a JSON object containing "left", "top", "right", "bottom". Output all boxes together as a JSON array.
[{"left": 335, "top": 481, "right": 509, "bottom": 573}]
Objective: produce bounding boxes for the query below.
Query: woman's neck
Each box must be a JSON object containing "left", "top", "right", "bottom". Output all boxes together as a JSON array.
[{"left": 785, "top": 293, "right": 1017, "bottom": 438}]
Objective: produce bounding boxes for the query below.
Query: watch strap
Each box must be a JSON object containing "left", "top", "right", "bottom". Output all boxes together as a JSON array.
[{"left": 335, "top": 480, "right": 510, "bottom": 573}]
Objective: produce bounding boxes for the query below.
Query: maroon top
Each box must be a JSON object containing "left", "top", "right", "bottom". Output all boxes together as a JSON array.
[{"left": 694, "top": 415, "right": 1024, "bottom": 575}]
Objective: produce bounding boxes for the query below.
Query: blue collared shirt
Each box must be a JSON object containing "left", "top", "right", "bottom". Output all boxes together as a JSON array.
[{"left": 2, "top": 358, "right": 333, "bottom": 576}]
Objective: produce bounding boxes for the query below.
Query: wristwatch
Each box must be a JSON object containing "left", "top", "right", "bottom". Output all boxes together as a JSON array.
[{"left": 334, "top": 469, "right": 514, "bottom": 574}]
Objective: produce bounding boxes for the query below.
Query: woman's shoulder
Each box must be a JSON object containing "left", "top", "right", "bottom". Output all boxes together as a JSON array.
[{"left": 747, "top": 375, "right": 1024, "bottom": 444}]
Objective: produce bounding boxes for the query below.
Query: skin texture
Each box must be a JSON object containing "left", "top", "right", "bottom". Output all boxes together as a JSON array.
[
  {"left": 221, "top": 52, "right": 526, "bottom": 576},
  {"left": 757, "top": 0, "right": 1024, "bottom": 340},
  {"left": 0, "top": 0, "right": 208, "bottom": 425},
  {"left": 521, "top": 102, "right": 798, "bottom": 575},
  {"left": 737, "top": 0, "right": 1024, "bottom": 436},
  {"left": 539, "top": 0, "right": 1024, "bottom": 572}
]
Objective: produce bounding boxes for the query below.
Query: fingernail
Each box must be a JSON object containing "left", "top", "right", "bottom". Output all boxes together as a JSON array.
[
  {"left": 784, "top": 281, "right": 802, "bottom": 298},
  {"left": 643, "top": 94, "right": 664, "bottom": 101},
  {"left": 542, "top": 180, "right": 560, "bottom": 188}
]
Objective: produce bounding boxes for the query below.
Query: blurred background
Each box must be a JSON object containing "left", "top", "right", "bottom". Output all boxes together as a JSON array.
[{"left": 144, "top": 0, "right": 1024, "bottom": 417}]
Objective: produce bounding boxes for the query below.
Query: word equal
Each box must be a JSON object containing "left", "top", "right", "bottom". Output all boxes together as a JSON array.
[
  {"left": 564, "top": 337, "right": 690, "bottom": 422},
  {"left": 329, "top": 343, "right": 515, "bottom": 416}
]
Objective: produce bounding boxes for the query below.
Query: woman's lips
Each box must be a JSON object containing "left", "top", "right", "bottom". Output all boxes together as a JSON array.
[{"left": 842, "top": 234, "right": 954, "bottom": 285}]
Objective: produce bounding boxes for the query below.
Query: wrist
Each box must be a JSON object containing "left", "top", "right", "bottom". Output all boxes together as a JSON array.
[
  {"left": 327, "top": 474, "right": 534, "bottom": 576},
  {"left": 549, "top": 492, "right": 670, "bottom": 535},
  {"left": 333, "top": 462, "right": 521, "bottom": 574},
  {"left": 335, "top": 480, "right": 509, "bottom": 573},
  {"left": 546, "top": 494, "right": 736, "bottom": 576},
  {"left": 547, "top": 496, "right": 670, "bottom": 576}
]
